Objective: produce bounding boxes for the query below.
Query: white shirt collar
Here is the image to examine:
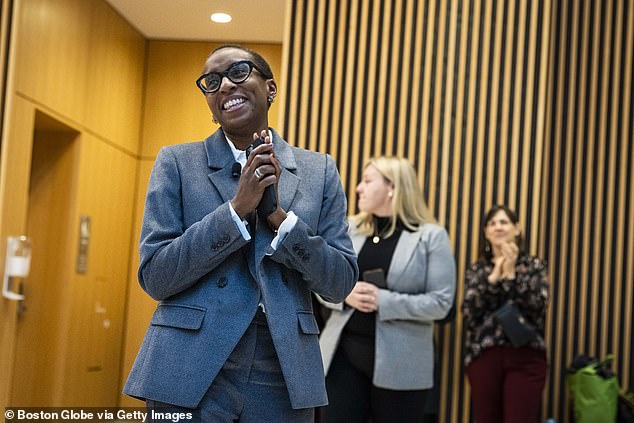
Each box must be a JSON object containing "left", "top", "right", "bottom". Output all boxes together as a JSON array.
[
  {"left": 223, "top": 130, "right": 273, "bottom": 168},
  {"left": 224, "top": 135, "right": 247, "bottom": 167}
]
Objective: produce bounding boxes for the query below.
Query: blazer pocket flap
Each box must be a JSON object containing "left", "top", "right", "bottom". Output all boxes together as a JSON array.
[
  {"left": 297, "top": 311, "right": 320, "bottom": 335},
  {"left": 151, "top": 304, "right": 206, "bottom": 330}
]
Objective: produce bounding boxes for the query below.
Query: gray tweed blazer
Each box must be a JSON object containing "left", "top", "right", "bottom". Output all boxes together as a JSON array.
[
  {"left": 124, "top": 128, "right": 358, "bottom": 409},
  {"left": 319, "top": 223, "right": 456, "bottom": 390}
]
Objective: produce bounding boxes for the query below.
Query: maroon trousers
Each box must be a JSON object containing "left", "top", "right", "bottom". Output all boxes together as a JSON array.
[{"left": 466, "top": 346, "right": 548, "bottom": 423}]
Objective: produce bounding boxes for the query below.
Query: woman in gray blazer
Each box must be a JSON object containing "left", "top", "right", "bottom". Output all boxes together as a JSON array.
[
  {"left": 319, "top": 156, "right": 456, "bottom": 423},
  {"left": 124, "top": 45, "right": 357, "bottom": 423}
]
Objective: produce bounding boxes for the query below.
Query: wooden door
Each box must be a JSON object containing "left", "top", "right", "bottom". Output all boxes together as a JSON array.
[{"left": 10, "top": 113, "right": 79, "bottom": 406}]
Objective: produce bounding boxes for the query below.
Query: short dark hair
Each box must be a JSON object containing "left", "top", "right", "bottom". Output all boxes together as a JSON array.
[
  {"left": 478, "top": 205, "right": 525, "bottom": 261},
  {"left": 210, "top": 44, "right": 274, "bottom": 80}
]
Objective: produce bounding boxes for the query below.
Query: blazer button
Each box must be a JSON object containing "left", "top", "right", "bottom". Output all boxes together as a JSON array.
[
  {"left": 293, "top": 243, "right": 301, "bottom": 252},
  {"left": 223, "top": 234, "right": 230, "bottom": 242},
  {"left": 217, "top": 277, "right": 228, "bottom": 288}
]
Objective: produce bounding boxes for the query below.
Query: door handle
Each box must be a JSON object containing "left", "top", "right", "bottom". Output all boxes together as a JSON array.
[
  {"left": 2, "top": 275, "right": 24, "bottom": 301},
  {"left": 2, "top": 236, "right": 30, "bottom": 301}
]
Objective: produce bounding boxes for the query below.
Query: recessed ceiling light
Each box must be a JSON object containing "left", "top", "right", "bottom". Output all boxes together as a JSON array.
[{"left": 210, "top": 13, "right": 232, "bottom": 23}]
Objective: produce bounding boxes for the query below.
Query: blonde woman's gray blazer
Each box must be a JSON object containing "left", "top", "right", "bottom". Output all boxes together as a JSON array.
[{"left": 319, "top": 223, "right": 456, "bottom": 390}]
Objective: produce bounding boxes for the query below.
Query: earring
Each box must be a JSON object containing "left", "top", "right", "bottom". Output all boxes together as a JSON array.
[
  {"left": 388, "top": 191, "right": 393, "bottom": 198},
  {"left": 267, "top": 95, "right": 275, "bottom": 104},
  {"left": 485, "top": 242, "right": 491, "bottom": 253},
  {"left": 212, "top": 115, "right": 218, "bottom": 124}
]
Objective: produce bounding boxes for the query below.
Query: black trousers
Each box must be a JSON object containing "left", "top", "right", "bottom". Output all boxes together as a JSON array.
[{"left": 319, "top": 348, "right": 430, "bottom": 423}]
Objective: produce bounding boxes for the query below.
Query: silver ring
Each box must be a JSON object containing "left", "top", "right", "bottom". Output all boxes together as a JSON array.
[{"left": 254, "top": 168, "right": 263, "bottom": 180}]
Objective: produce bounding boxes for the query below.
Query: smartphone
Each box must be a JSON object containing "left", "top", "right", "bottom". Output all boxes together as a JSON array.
[
  {"left": 246, "top": 135, "right": 277, "bottom": 219},
  {"left": 362, "top": 268, "right": 386, "bottom": 288},
  {"left": 245, "top": 136, "right": 265, "bottom": 157}
]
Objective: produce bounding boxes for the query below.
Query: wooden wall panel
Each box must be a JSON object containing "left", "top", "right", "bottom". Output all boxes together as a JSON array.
[
  {"left": 14, "top": 0, "right": 91, "bottom": 126},
  {"left": 542, "top": 0, "right": 634, "bottom": 421},
  {"left": 282, "top": 0, "right": 633, "bottom": 421},
  {"left": 82, "top": 1, "right": 145, "bottom": 154},
  {"left": 13, "top": 0, "right": 145, "bottom": 155},
  {"left": 1, "top": 0, "right": 146, "bottom": 407},
  {"left": 118, "top": 160, "right": 155, "bottom": 408},
  {"left": 62, "top": 134, "right": 137, "bottom": 405}
]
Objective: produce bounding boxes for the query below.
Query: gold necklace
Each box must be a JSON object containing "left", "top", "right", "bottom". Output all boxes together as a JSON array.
[{"left": 372, "top": 219, "right": 391, "bottom": 244}]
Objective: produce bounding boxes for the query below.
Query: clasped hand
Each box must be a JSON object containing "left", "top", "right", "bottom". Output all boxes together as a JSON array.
[
  {"left": 345, "top": 281, "right": 379, "bottom": 313},
  {"left": 488, "top": 242, "right": 519, "bottom": 284},
  {"left": 231, "top": 130, "right": 283, "bottom": 220}
]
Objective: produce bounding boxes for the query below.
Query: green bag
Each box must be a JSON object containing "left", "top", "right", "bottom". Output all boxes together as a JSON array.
[{"left": 567, "top": 355, "right": 620, "bottom": 423}]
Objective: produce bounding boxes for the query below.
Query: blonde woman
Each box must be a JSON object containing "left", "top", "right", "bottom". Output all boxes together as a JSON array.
[{"left": 319, "top": 156, "right": 456, "bottom": 423}]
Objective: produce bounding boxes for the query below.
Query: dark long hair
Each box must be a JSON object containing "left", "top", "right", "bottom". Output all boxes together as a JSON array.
[{"left": 478, "top": 205, "right": 525, "bottom": 261}]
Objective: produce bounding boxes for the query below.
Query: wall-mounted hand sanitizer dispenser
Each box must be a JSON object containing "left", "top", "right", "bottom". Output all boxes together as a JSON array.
[{"left": 3, "top": 236, "right": 31, "bottom": 301}]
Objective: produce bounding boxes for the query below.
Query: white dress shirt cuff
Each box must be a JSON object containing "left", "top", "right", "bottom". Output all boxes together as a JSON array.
[
  {"left": 228, "top": 202, "right": 251, "bottom": 241},
  {"left": 271, "top": 211, "right": 297, "bottom": 250}
]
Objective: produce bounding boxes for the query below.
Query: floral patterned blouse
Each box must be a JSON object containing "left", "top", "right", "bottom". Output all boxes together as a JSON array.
[{"left": 462, "top": 254, "right": 549, "bottom": 366}]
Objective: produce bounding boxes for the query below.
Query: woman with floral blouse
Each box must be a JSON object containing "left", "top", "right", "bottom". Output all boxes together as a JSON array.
[{"left": 462, "top": 205, "right": 549, "bottom": 423}]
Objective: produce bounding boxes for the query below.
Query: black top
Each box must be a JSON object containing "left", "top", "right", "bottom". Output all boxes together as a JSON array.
[{"left": 339, "top": 216, "right": 406, "bottom": 377}]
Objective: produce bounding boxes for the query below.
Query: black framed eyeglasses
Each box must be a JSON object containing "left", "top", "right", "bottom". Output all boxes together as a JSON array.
[{"left": 196, "top": 60, "right": 266, "bottom": 94}]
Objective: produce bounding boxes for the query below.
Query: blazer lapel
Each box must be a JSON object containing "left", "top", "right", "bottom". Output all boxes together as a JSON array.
[
  {"left": 270, "top": 129, "right": 299, "bottom": 212},
  {"left": 386, "top": 230, "right": 421, "bottom": 286},
  {"left": 205, "top": 129, "right": 239, "bottom": 203}
]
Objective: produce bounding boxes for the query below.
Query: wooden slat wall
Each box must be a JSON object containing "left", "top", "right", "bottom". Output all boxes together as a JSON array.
[
  {"left": 542, "top": 0, "right": 634, "bottom": 421},
  {"left": 281, "top": 0, "right": 633, "bottom": 421}
]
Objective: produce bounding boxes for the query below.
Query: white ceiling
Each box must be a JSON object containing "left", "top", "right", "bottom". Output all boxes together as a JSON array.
[{"left": 104, "top": 0, "right": 286, "bottom": 43}]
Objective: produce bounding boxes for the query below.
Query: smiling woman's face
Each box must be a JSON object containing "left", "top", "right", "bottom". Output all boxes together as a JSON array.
[
  {"left": 484, "top": 210, "right": 521, "bottom": 248},
  {"left": 202, "top": 48, "right": 276, "bottom": 140}
]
